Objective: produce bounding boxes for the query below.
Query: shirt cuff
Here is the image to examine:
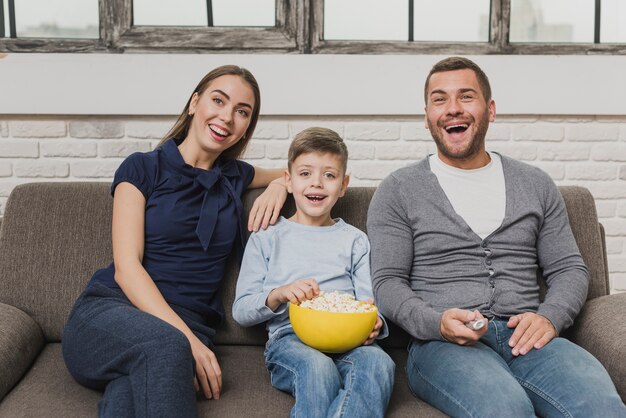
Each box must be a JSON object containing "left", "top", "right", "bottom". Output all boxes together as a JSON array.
[
  {"left": 418, "top": 308, "right": 446, "bottom": 342},
  {"left": 536, "top": 305, "right": 567, "bottom": 335},
  {"left": 376, "top": 314, "right": 390, "bottom": 340}
]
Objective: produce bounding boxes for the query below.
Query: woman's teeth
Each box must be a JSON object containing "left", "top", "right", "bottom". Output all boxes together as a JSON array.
[{"left": 210, "top": 125, "right": 228, "bottom": 136}]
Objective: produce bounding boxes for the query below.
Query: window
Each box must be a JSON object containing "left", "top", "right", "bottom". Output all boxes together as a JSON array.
[
  {"left": 312, "top": 0, "right": 626, "bottom": 54},
  {"left": 0, "top": 0, "right": 297, "bottom": 52},
  {"left": 1, "top": 0, "right": 624, "bottom": 54},
  {"left": 132, "top": 0, "right": 276, "bottom": 27}
]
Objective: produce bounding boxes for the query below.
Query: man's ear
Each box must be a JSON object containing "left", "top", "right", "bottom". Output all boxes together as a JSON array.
[
  {"left": 488, "top": 99, "right": 496, "bottom": 123},
  {"left": 339, "top": 174, "right": 350, "bottom": 198},
  {"left": 424, "top": 108, "right": 429, "bottom": 129},
  {"left": 284, "top": 169, "right": 293, "bottom": 194}
]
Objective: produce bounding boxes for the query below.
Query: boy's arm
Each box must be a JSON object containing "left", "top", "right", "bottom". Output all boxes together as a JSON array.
[
  {"left": 232, "top": 233, "right": 287, "bottom": 327},
  {"left": 352, "top": 234, "right": 389, "bottom": 340}
]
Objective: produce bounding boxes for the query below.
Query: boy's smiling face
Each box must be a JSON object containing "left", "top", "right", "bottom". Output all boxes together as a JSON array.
[{"left": 285, "top": 152, "right": 349, "bottom": 227}]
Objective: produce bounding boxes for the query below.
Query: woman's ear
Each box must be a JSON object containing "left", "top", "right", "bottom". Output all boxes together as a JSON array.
[{"left": 188, "top": 92, "right": 199, "bottom": 116}]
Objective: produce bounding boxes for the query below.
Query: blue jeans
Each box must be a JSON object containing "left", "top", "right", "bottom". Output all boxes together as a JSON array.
[
  {"left": 264, "top": 329, "right": 395, "bottom": 418},
  {"left": 62, "top": 283, "right": 216, "bottom": 418},
  {"left": 407, "top": 319, "right": 626, "bottom": 418}
]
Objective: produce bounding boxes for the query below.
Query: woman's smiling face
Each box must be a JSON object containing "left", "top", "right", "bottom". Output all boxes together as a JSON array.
[{"left": 187, "top": 74, "right": 255, "bottom": 156}]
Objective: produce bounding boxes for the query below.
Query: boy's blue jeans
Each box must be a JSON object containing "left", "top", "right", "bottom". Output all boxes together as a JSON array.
[
  {"left": 264, "top": 329, "right": 395, "bottom": 418},
  {"left": 62, "top": 283, "right": 216, "bottom": 418},
  {"left": 407, "top": 318, "right": 626, "bottom": 418}
]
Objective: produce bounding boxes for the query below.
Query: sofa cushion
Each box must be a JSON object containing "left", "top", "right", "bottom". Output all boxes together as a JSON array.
[
  {"left": 0, "top": 303, "right": 45, "bottom": 400},
  {"left": 0, "top": 344, "right": 101, "bottom": 418},
  {"left": 0, "top": 344, "right": 445, "bottom": 417}
]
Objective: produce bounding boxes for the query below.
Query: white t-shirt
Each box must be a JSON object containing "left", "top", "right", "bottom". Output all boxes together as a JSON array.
[{"left": 429, "top": 152, "right": 506, "bottom": 239}]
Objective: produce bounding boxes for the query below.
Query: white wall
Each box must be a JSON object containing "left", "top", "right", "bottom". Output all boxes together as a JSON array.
[
  {"left": 1, "top": 54, "right": 626, "bottom": 115},
  {"left": 1, "top": 53, "right": 626, "bottom": 293}
]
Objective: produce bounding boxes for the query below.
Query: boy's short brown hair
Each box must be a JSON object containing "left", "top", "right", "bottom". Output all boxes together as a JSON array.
[{"left": 288, "top": 127, "right": 348, "bottom": 173}]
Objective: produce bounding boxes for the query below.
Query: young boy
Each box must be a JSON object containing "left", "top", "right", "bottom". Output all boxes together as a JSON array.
[{"left": 233, "top": 127, "right": 395, "bottom": 418}]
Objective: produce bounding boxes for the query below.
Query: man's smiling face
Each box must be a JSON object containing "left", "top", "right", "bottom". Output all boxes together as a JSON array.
[{"left": 425, "top": 68, "right": 496, "bottom": 169}]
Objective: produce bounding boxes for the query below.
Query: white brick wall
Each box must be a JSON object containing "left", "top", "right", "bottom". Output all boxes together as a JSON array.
[{"left": 2, "top": 115, "right": 626, "bottom": 293}]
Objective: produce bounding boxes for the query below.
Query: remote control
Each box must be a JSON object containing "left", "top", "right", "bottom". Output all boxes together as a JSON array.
[{"left": 465, "top": 319, "right": 486, "bottom": 331}]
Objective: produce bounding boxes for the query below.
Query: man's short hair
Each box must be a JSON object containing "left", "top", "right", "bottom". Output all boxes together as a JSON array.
[
  {"left": 288, "top": 127, "right": 348, "bottom": 173},
  {"left": 424, "top": 56, "right": 492, "bottom": 104}
]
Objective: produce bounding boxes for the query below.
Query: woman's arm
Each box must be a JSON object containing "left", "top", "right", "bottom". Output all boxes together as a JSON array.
[
  {"left": 248, "top": 167, "right": 285, "bottom": 189},
  {"left": 247, "top": 167, "right": 288, "bottom": 232},
  {"left": 112, "top": 182, "right": 223, "bottom": 400}
]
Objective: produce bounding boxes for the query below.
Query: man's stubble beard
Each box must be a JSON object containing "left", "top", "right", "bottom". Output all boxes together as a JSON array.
[{"left": 428, "top": 110, "right": 490, "bottom": 162}]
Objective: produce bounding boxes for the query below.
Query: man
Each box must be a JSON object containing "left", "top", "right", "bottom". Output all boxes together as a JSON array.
[{"left": 367, "top": 57, "right": 626, "bottom": 417}]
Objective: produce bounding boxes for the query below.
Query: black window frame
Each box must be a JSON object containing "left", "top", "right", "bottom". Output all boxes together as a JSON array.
[{"left": 1, "top": 0, "right": 625, "bottom": 54}]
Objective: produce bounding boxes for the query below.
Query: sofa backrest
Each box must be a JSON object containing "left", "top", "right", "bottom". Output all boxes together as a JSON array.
[
  {"left": 0, "top": 183, "right": 113, "bottom": 342},
  {"left": 0, "top": 183, "right": 609, "bottom": 346}
]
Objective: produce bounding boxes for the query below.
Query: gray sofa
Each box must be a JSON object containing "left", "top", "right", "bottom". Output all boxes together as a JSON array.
[{"left": 0, "top": 182, "right": 624, "bottom": 417}]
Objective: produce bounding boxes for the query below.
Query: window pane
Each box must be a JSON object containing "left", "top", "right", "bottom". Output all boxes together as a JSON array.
[
  {"left": 601, "top": 0, "right": 626, "bottom": 43},
  {"left": 2, "top": 3, "right": 8, "bottom": 37},
  {"left": 213, "top": 0, "right": 275, "bottom": 27},
  {"left": 133, "top": 0, "right": 207, "bottom": 26},
  {"left": 413, "top": 0, "right": 490, "bottom": 42},
  {"left": 324, "top": 0, "right": 408, "bottom": 41},
  {"left": 15, "top": 0, "right": 98, "bottom": 39},
  {"left": 510, "top": 0, "right": 594, "bottom": 43}
]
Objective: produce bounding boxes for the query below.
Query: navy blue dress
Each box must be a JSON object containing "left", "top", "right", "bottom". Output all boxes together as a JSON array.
[{"left": 89, "top": 138, "right": 255, "bottom": 324}]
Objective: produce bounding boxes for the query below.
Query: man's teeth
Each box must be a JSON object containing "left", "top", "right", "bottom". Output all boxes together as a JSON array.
[
  {"left": 445, "top": 124, "right": 469, "bottom": 133},
  {"left": 210, "top": 125, "right": 228, "bottom": 136}
]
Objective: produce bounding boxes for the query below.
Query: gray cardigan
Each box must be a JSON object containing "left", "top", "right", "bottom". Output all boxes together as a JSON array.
[{"left": 367, "top": 155, "right": 589, "bottom": 341}]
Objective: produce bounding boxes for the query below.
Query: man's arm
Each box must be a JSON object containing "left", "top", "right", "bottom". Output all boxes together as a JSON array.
[
  {"left": 508, "top": 173, "right": 589, "bottom": 355},
  {"left": 536, "top": 175, "right": 589, "bottom": 332},
  {"left": 367, "top": 174, "right": 444, "bottom": 341}
]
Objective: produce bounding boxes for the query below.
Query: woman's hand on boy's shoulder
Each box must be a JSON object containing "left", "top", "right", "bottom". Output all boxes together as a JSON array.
[{"left": 248, "top": 179, "right": 287, "bottom": 232}]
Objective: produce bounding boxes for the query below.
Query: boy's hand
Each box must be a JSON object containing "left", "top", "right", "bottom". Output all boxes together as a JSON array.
[
  {"left": 266, "top": 278, "right": 319, "bottom": 311},
  {"left": 363, "top": 316, "right": 383, "bottom": 345}
]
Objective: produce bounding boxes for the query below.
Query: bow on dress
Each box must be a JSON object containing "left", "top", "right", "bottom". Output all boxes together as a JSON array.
[{"left": 194, "top": 160, "right": 246, "bottom": 255}]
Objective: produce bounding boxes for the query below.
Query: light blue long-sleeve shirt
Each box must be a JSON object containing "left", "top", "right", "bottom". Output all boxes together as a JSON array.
[{"left": 233, "top": 216, "right": 388, "bottom": 339}]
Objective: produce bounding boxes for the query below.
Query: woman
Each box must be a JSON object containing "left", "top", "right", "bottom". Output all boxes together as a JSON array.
[{"left": 62, "top": 65, "right": 287, "bottom": 417}]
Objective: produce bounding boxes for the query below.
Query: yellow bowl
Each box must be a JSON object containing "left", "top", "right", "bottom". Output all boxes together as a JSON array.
[{"left": 289, "top": 302, "right": 378, "bottom": 353}]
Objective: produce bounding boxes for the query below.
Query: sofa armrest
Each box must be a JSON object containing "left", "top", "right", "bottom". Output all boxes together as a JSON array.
[
  {"left": 568, "top": 293, "right": 626, "bottom": 400},
  {"left": 0, "top": 302, "right": 45, "bottom": 401}
]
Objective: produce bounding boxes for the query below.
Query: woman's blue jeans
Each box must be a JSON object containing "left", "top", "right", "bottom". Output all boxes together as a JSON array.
[
  {"left": 62, "top": 283, "right": 216, "bottom": 418},
  {"left": 264, "top": 329, "right": 395, "bottom": 418},
  {"left": 407, "top": 318, "right": 626, "bottom": 418}
]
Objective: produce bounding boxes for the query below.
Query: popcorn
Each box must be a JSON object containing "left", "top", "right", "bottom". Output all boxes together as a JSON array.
[{"left": 299, "top": 291, "right": 376, "bottom": 313}]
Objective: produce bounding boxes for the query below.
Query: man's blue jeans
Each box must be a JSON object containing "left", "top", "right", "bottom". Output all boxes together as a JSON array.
[
  {"left": 407, "top": 319, "right": 626, "bottom": 418},
  {"left": 62, "top": 283, "right": 216, "bottom": 418},
  {"left": 264, "top": 329, "right": 395, "bottom": 418}
]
